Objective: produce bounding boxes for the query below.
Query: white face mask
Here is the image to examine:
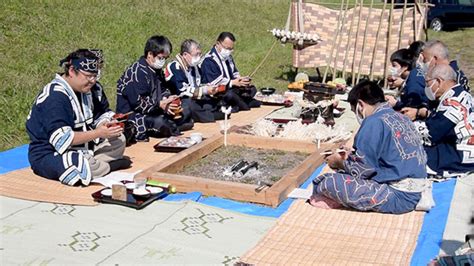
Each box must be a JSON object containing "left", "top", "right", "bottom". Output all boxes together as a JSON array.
[
  {"left": 355, "top": 103, "right": 365, "bottom": 125},
  {"left": 189, "top": 55, "right": 201, "bottom": 67},
  {"left": 152, "top": 57, "right": 166, "bottom": 69},
  {"left": 421, "top": 58, "right": 433, "bottom": 76},
  {"left": 389, "top": 66, "right": 400, "bottom": 77},
  {"left": 424, "top": 80, "right": 439, "bottom": 101},
  {"left": 220, "top": 48, "right": 232, "bottom": 59}
]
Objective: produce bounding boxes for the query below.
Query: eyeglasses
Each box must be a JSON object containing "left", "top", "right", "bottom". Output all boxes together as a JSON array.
[
  {"left": 218, "top": 42, "right": 234, "bottom": 51},
  {"left": 79, "top": 70, "right": 98, "bottom": 81}
]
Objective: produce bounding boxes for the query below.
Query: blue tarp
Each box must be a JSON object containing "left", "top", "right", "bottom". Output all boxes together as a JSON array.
[{"left": 0, "top": 145, "right": 456, "bottom": 262}]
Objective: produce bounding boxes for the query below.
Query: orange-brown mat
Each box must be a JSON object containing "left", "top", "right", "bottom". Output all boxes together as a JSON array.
[
  {"left": 240, "top": 199, "right": 424, "bottom": 265},
  {"left": 0, "top": 168, "right": 100, "bottom": 205},
  {"left": 0, "top": 106, "right": 278, "bottom": 205}
]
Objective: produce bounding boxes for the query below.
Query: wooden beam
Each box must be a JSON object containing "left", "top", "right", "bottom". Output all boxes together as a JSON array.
[{"left": 227, "top": 134, "right": 326, "bottom": 154}]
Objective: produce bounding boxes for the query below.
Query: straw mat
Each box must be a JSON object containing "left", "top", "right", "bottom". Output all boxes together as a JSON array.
[
  {"left": 240, "top": 198, "right": 425, "bottom": 265},
  {"left": 0, "top": 168, "right": 100, "bottom": 205},
  {"left": 0, "top": 106, "right": 278, "bottom": 205}
]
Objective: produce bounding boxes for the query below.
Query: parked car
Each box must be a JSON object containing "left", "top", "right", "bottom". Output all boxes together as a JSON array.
[{"left": 428, "top": 0, "right": 474, "bottom": 31}]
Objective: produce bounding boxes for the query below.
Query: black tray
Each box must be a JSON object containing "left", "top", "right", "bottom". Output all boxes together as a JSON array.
[{"left": 91, "top": 187, "right": 167, "bottom": 210}]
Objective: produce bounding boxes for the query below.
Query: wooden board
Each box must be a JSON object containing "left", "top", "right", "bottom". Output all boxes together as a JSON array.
[{"left": 139, "top": 134, "right": 337, "bottom": 207}]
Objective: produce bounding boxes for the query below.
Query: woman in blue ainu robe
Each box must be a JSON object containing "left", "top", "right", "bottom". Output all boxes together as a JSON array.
[
  {"left": 116, "top": 36, "right": 193, "bottom": 142},
  {"left": 26, "top": 50, "right": 127, "bottom": 186},
  {"left": 311, "top": 81, "right": 432, "bottom": 214}
]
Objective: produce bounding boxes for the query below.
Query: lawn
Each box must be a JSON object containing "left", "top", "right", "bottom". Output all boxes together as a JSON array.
[{"left": 0, "top": 0, "right": 473, "bottom": 151}]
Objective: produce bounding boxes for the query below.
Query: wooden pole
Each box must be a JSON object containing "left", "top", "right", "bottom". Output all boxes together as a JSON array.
[
  {"left": 341, "top": 0, "right": 358, "bottom": 81},
  {"left": 351, "top": 0, "right": 364, "bottom": 86},
  {"left": 383, "top": 0, "right": 395, "bottom": 89},
  {"left": 332, "top": 0, "right": 351, "bottom": 81},
  {"left": 369, "top": 0, "right": 386, "bottom": 80},
  {"left": 397, "top": 0, "right": 408, "bottom": 49},
  {"left": 356, "top": 0, "right": 374, "bottom": 84},
  {"left": 322, "top": 0, "right": 345, "bottom": 83}
]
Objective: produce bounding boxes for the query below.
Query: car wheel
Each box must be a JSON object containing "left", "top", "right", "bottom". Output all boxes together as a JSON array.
[{"left": 430, "top": 18, "right": 443, "bottom": 32}]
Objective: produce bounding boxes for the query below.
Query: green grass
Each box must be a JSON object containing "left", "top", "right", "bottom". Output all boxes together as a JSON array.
[{"left": 0, "top": 0, "right": 473, "bottom": 151}]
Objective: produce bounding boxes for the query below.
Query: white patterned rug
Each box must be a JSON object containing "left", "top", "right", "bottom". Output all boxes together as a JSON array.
[{"left": 0, "top": 196, "right": 275, "bottom": 265}]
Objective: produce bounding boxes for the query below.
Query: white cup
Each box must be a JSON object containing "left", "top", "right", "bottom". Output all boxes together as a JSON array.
[{"left": 190, "top": 133, "right": 203, "bottom": 143}]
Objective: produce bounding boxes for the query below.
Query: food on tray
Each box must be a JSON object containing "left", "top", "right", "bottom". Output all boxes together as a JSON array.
[
  {"left": 157, "top": 136, "right": 196, "bottom": 148},
  {"left": 287, "top": 81, "right": 306, "bottom": 90},
  {"left": 255, "top": 92, "right": 287, "bottom": 104}
]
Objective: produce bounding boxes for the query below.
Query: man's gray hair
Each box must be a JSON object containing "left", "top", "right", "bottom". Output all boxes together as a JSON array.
[
  {"left": 180, "top": 39, "right": 201, "bottom": 55},
  {"left": 427, "top": 64, "right": 456, "bottom": 81},
  {"left": 424, "top": 40, "right": 449, "bottom": 60}
]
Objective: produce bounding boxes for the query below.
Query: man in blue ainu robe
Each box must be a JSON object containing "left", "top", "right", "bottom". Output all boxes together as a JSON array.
[
  {"left": 165, "top": 39, "right": 225, "bottom": 123},
  {"left": 116, "top": 35, "right": 193, "bottom": 142},
  {"left": 413, "top": 64, "right": 474, "bottom": 178},
  {"left": 386, "top": 48, "right": 429, "bottom": 112},
  {"left": 200, "top": 32, "right": 260, "bottom": 113},
  {"left": 399, "top": 40, "right": 470, "bottom": 121},
  {"left": 311, "top": 81, "right": 432, "bottom": 214},
  {"left": 26, "top": 49, "right": 128, "bottom": 186}
]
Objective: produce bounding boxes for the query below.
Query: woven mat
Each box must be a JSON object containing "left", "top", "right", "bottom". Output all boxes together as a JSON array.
[
  {"left": 0, "top": 168, "right": 100, "bottom": 205},
  {"left": 0, "top": 106, "right": 278, "bottom": 205},
  {"left": 240, "top": 196, "right": 425, "bottom": 265}
]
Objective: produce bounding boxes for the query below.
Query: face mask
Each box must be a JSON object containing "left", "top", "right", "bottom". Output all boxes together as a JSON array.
[
  {"left": 421, "top": 58, "right": 433, "bottom": 76},
  {"left": 152, "top": 57, "right": 166, "bottom": 69},
  {"left": 355, "top": 103, "right": 365, "bottom": 125},
  {"left": 424, "top": 80, "right": 439, "bottom": 101},
  {"left": 189, "top": 56, "right": 201, "bottom": 67},
  {"left": 220, "top": 48, "right": 232, "bottom": 59},
  {"left": 389, "top": 66, "right": 400, "bottom": 77}
]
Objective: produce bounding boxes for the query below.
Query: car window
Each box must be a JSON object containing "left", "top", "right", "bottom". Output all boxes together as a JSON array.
[{"left": 458, "top": 0, "right": 474, "bottom": 6}]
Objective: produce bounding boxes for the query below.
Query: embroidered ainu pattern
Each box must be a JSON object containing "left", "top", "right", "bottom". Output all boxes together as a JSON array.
[
  {"left": 79, "top": 58, "right": 98, "bottom": 72},
  {"left": 381, "top": 112, "right": 427, "bottom": 165},
  {"left": 313, "top": 172, "right": 393, "bottom": 211}
]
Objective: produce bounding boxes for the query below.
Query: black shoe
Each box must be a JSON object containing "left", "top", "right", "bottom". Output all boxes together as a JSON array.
[{"left": 109, "top": 158, "right": 132, "bottom": 172}]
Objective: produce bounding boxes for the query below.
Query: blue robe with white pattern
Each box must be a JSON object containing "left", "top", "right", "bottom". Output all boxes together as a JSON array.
[
  {"left": 200, "top": 46, "right": 260, "bottom": 113},
  {"left": 26, "top": 74, "right": 103, "bottom": 186},
  {"left": 165, "top": 55, "right": 224, "bottom": 123},
  {"left": 450, "top": 60, "right": 470, "bottom": 92},
  {"left": 313, "top": 103, "right": 427, "bottom": 214},
  {"left": 414, "top": 84, "right": 474, "bottom": 176},
  {"left": 116, "top": 57, "right": 193, "bottom": 140},
  {"left": 393, "top": 66, "right": 429, "bottom": 110}
]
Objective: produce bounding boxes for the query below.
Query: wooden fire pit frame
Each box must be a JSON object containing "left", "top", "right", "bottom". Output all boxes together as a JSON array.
[{"left": 138, "top": 134, "right": 335, "bottom": 207}]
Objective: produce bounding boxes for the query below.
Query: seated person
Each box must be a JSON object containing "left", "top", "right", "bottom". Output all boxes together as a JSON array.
[
  {"left": 116, "top": 35, "right": 193, "bottom": 142},
  {"left": 26, "top": 49, "right": 128, "bottom": 186},
  {"left": 386, "top": 48, "right": 428, "bottom": 111},
  {"left": 311, "top": 80, "right": 431, "bottom": 214},
  {"left": 200, "top": 32, "right": 260, "bottom": 113},
  {"left": 414, "top": 64, "right": 474, "bottom": 178},
  {"left": 402, "top": 40, "right": 471, "bottom": 120},
  {"left": 165, "top": 39, "right": 225, "bottom": 123}
]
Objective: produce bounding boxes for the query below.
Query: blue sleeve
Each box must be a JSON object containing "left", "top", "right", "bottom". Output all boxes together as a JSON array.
[
  {"left": 201, "top": 58, "right": 224, "bottom": 86},
  {"left": 40, "top": 90, "right": 75, "bottom": 154},
  {"left": 165, "top": 62, "right": 187, "bottom": 95},
  {"left": 120, "top": 68, "right": 160, "bottom": 114},
  {"left": 92, "top": 82, "right": 112, "bottom": 119},
  {"left": 396, "top": 69, "right": 428, "bottom": 110},
  {"left": 425, "top": 105, "right": 458, "bottom": 145},
  {"left": 347, "top": 119, "right": 385, "bottom": 178}
]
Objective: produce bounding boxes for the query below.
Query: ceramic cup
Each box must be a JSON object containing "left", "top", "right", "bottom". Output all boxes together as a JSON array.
[{"left": 190, "top": 132, "right": 203, "bottom": 143}]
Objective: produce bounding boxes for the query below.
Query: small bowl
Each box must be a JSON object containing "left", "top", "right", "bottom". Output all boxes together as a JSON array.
[
  {"left": 125, "top": 182, "right": 135, "bottom": 190},
  {"left": 101, "top": 189, "right": 112, "bottom": 197},
  {"left": 146, "top": 186, "right": 164, "bottom": 194},
  {"left": 133, "top": 188, "right": 150, "bottom": 196},
  {"left": 260, "top": 87, "right": 276, "bottom": 95}
]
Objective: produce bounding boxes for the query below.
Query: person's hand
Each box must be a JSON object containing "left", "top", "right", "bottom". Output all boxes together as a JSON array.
[
  {"left": 232, "top": 77, "right": 251, "bottom": 87},
  {"left": 159, "top": 95, "right": 179, "bottom": 112},
  {"left": 96, "top": 123, "right": 123, "bottom": 139},
  {"left": 387, "top": 76, "right": 404, "bottom": 89},
  {"left": 385, "top": 95, "right": 397, "bottom": 107},
  {"left": 400, "top": 107, "right": 418, "bottom": 121},
  {"left": 325, "top": 152, "right": 346, "bottom": 170}
]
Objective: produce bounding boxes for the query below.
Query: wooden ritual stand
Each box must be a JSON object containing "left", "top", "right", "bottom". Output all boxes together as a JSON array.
[{"left": 138, "top": 134, "right": 337, "bottom": 207}]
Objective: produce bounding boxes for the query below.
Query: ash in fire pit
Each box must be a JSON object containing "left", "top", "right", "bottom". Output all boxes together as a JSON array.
[{"left": 178, "top": 145, "right": 309, "bottom": 186}]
